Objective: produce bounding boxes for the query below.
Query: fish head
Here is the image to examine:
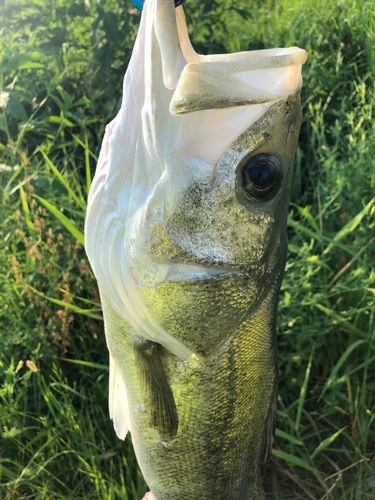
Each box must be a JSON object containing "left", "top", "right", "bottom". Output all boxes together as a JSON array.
[
  {"left": 130, "top": 95, "right": 302, "bottom": 357},
  {"left": 152, "top": 93, "right": 302, "bottom": 270},
  {"left": 85, "top": 0, "right": 307, "bottom": 358}
]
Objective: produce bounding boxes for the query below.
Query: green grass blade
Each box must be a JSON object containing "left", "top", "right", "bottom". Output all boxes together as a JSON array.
[
  {"left": 338, "top": 354, "right": 375, "bottom": 382},
  {"left": 272, "top": 449, "right": 316, "bottom": 472},
  {"left": 85, "top": 131, "right": 91, "bottom": 194},
  {"left": 0, "top": 464, "right": 18, "bottom": 480},
  {"left": 288, "top": 217, "right": 358, "bottom": 258},
  {"left": 296, "top": 345, "right": 314, "bottom": 430},
  {"left": 310, "top": 302, "right": 367, "bottom": 337},
  {"left": 50, "top": 383, "right": 87, "bottom": 399},
  {"left": 275, "top": 428, "right": 303, "bottom": 446},
  {"left": 33, "top": 194, "right": 84, "bottom": 245},
  {"left": 295, "top": 204, "right": 321, "bottom": 234},
  {"left": 321, "top": 339, "right": 366, "bottom": 398},
  {"left": 38, "top": 149, "right": 86, "bottom": 209},
  {"left": 69, "top": 131, "right": 99, "bottom": 162},
  {"left": 3, "top": 163, "right": 23, "bottom": 196},
  {"left": 54, "top": 357, "right": 109, "bottom": 370},
  {"left": 58, "top": 288, "right": 101, "bottom": 307},
  {"left": 28, "top": 285, "right": 102, "bottom": 320},
  {"left": 323, "top": 197, "right": 375, "bottom": 255},
  {"left": 272, "top": 470, "right": 285, "bottom": 500},
  {"left": 310, "top": 426, "right": 347, "bottom": 459},
  {"left": 20, "top": 185, "right": 34, "bottom": 231}
]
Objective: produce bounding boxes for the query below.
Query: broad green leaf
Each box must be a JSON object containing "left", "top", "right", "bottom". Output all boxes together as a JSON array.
[
  {"left": 2, "top": 95, "right": 28, "bottom": 121},
  {"left": 30, "top": 51, "right": 49, "bottom": 61},
  {"left": 32, "top": 194, "right": 84, "bottom": 245},
  {"left": 18, "top": 62, "right": 45, "bottom": 69},
  {"left": 73, "top": 98, "right": 92, "bottom": 107},
  {"left": 50, "top": 95, "right": 65, "bottom": 110},
  {"left": 310, "top": 426, "right": 347, "bottom": 459},
  {"left": 44, "top": 115, "right": 74, "bottom": 127},
  {"left": 272, "top": 449, "right": 316, "bottom": 472},
  {"left": 231, "top": 7, "right": 253, "bottom": 20}
]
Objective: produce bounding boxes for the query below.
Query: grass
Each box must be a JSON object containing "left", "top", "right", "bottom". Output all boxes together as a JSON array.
[{"left": 0, "top": 0, "right": 375, "bottom": 498}]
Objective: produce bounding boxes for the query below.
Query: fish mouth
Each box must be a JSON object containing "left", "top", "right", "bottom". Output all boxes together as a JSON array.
[
  {"left": 151, "top": 0, "right": 308, "bottom": 115},
  {"left": 156, "top": 264, "right": 244, "bottom": 284},
  {"left": 168, "top": 5, "right": 308, "bottom": 115}
]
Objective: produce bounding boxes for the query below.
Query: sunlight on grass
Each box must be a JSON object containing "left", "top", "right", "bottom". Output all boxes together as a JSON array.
[{"left": 1, "top": 0, "right": 375, "bottom": 498}]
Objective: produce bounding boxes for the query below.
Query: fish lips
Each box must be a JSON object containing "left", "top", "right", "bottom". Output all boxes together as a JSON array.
[{"left": 159, "top": 264, "right": 243, "bottom": 284}]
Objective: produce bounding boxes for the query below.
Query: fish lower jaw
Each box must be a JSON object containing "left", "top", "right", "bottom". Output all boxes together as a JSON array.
[
  {"left": 136, "top": 262, "right": 264, "bottom": 287},
  {"left": 161, "top": 263, "right": 242, "bottom": 283}
]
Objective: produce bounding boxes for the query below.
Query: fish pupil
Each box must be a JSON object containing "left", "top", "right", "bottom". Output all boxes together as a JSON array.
[
  {"left": 250, "top": 163, "right": 274, "bottom": 190},
  {"left": 240, "top": 153, "right": 282, "bottom": 202}
]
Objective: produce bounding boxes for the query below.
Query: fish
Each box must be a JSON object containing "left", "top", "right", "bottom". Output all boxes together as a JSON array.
[{"left": 84, "top": 0, "right": 308, "bottom": 498}]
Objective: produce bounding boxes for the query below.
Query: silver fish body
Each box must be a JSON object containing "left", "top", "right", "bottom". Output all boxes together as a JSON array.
[{"left": 84, "top": 0, "right": 307, "bottom": 498}]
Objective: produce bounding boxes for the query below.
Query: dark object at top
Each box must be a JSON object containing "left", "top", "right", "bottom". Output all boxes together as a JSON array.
[{"left": 130, "top": 0, "right": 186, "bottom": 10}]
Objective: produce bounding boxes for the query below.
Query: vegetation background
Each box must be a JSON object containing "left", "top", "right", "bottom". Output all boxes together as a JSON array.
[{"left": 1, "top": 0, "right": 375, "bottom": 498}]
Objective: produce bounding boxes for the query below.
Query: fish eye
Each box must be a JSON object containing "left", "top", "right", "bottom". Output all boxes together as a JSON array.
[{"left": 240, "top": 153, "right": 282, "bottom": 202}]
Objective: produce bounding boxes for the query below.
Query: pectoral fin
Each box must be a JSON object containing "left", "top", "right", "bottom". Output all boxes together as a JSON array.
[
  {"left": 109, "top": 353, "right": 130, "bottom": 440},
  {"left": 134, "top": 341, "right": 178, "bottom": 439}
]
